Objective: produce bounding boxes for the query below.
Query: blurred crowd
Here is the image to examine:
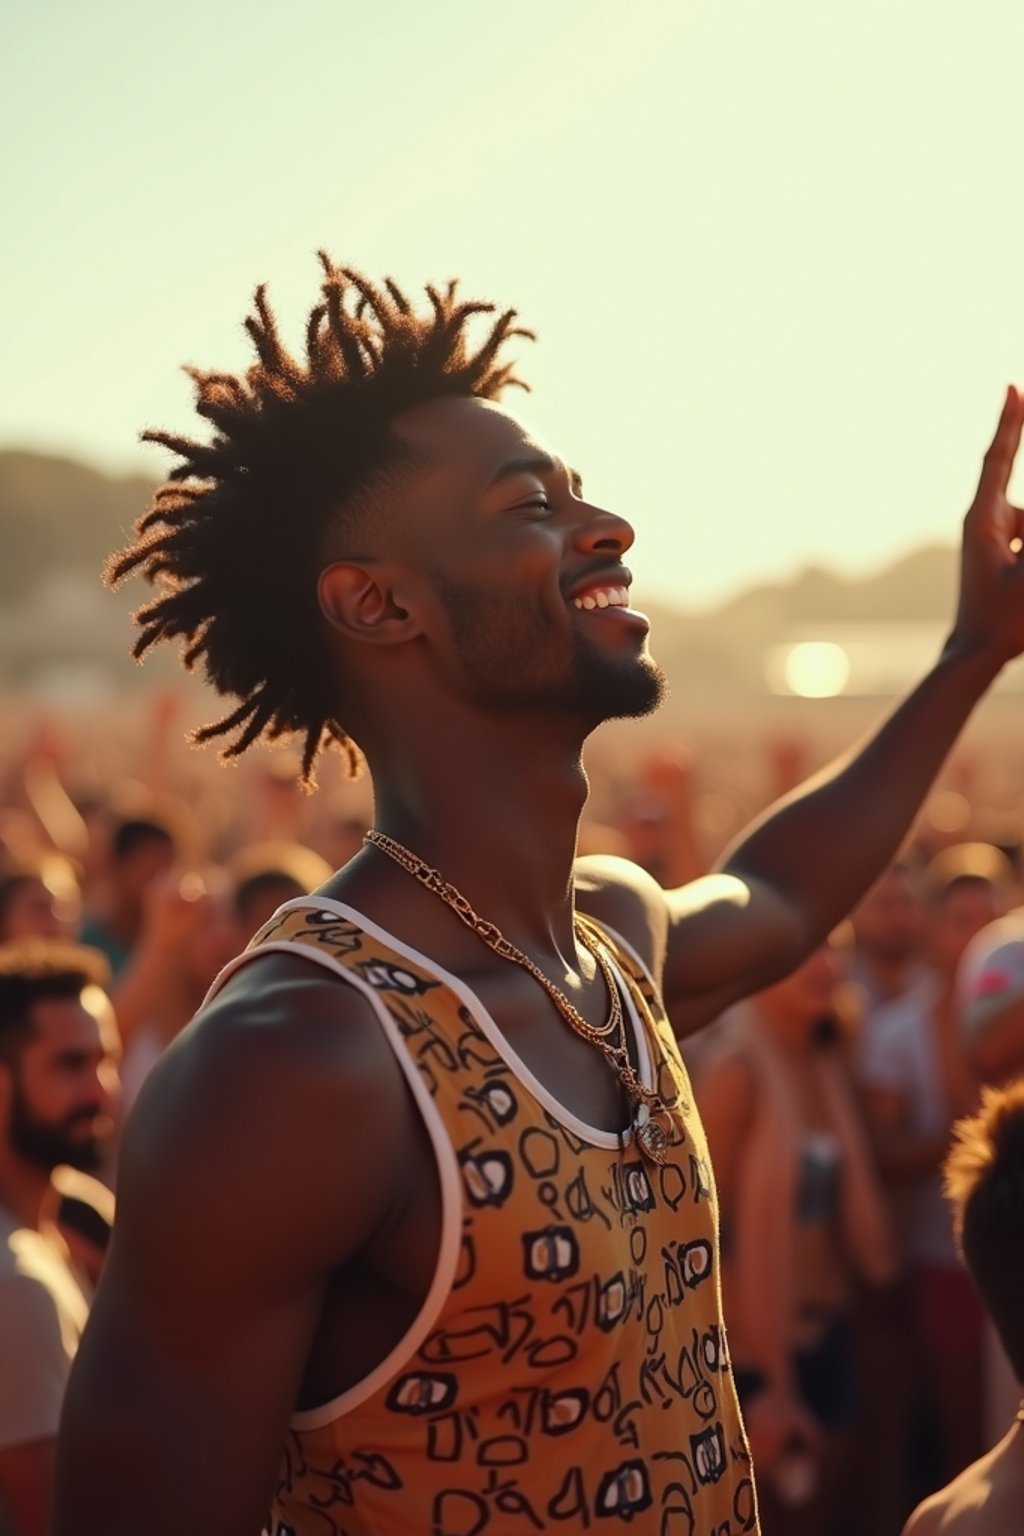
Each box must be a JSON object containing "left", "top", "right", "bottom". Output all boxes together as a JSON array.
[{"left": 2, "top": 700, "right": 1024, "bottom": 1535}]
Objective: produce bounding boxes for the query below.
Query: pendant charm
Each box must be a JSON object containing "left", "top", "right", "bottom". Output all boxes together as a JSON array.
[{"left": 632, "top": 1102, "right": 670, "bottom": 1165}]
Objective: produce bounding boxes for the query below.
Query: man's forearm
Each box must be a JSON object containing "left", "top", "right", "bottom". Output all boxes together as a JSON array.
[{"left": 723, "top": 637, "right": 1004, "bottom": 946}]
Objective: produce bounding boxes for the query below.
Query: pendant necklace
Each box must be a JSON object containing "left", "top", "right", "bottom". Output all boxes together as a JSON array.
[{"left": 364, "top": 829, "right": 672, "bottom": 1164}]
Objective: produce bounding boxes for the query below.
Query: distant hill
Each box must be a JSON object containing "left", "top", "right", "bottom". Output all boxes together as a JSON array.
[
  {"left": 0, "top": 447, "right": 962, "bottom": 700},
  {"left": 715, "top": 546, "right": 959, "bottom": 625},
  {"left": 0, "top": 450, "right": 153, "bottom": 602}
]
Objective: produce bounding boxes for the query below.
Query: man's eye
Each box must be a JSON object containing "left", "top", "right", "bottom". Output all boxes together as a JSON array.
[{"left": 520, "top": 497, "right": 553, "bottom": 516}]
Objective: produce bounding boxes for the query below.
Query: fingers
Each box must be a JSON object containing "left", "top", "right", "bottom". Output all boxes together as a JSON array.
[{"left": 977, "top": 385, "right": 1024, "bottom": 503}]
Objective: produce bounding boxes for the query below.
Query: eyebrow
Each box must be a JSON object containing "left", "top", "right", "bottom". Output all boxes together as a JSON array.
[{"left": 488, "top": 453, "right": 584, "bottom": 495}]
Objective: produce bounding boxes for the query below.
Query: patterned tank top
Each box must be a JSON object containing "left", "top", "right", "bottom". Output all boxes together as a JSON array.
[{"left": 210, "top": 898, "right": 758, "bottom": 1536}]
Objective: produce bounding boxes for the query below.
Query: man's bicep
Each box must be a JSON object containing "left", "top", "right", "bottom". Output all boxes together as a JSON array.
[
  {"left": 56, "top": 1238, "right": 323, "bottom": 1536},
  {"left": 55, "top": 970, "right": 409, "bottom": 1535},
  {"left": 55, "top": 1094, "right": 326, "bottom": 1534},
  {"left": 662, "top": 872, "right": 806, "bottom": 1021}
]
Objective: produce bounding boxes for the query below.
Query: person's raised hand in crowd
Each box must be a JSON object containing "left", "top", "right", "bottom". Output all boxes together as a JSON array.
[{"left": 106, "top": 868, "right": 213, "bottom": 1054}]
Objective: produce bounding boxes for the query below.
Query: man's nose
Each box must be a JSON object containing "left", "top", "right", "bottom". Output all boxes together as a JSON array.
[{"left": 572, "top": 501, "right": 635, "bottom": 556}]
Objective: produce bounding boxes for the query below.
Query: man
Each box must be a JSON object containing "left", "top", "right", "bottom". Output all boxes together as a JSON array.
[
  {"left": 0, "top": 940, "right": 119, "bottom": 1536},
  {"left": 54, "top": 258, "right": 1024, "bottom": 1536},
  {"left": 901, "top": 1080, "right": 1024, "bottom": 1534}
]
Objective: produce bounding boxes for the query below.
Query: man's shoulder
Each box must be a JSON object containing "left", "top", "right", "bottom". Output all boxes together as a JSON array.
[
  {"left": 0, "top": 1222, "right": 88, "bottom": 1351},
  {"left": 124, "top": 946, "right": 415, "bottom": 1201},
  {"left": 116, "top": 944, "right": 424, "bottom": 1285},
  {"left": 181, "top": 943, "right": 400, "bottom": 1075},
  {"left": 901, "top": 1490, "right": 945, "bottom": 1536},
  {"left": 900, "top": 1437, "right": 1019, "bottom": 1536},
  {"left": 0, "top": 1229, "right": 85, "bottom": 1450},
  {"left": 574, "top": 854, "right": 669, "bottom": 981}
]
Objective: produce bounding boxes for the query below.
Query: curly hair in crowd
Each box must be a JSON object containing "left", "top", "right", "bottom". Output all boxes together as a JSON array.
[
  {"left": 944, "top": 1079, "right": 1024, "bottom": 1381},
  {"left": 108, "top": 254, "right": 534, "bottom": 785}
]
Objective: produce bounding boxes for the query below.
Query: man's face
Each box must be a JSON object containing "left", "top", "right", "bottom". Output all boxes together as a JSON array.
[
  {"left": 374, "top": 397, "right": 665, "bottom": 728},
  {"left": 5, "top": 989, "right": 120, "bottom": 1174}
]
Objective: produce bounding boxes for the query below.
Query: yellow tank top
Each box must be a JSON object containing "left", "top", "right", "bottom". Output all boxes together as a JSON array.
[{"left": 217, "top": 898, "right": 758, "bottom": 1535}]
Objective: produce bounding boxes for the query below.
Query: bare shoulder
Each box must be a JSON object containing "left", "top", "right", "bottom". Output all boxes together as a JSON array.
[
  {"left": 574, "top": 854, "right": 669, "bottom": 983},
  {"left": 117, "top": 948, "right": 416, "bottom": 1285},
  {"left": 900, "top": 1491, "right": 945, "bottom": 1535}
]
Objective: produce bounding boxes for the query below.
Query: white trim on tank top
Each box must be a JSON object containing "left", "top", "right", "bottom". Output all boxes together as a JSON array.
[{"left": 201, "top": 897, "right": 656, "bottom": 1429}]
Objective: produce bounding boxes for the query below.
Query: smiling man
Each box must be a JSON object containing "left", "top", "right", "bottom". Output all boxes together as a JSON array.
[{"left": 54, "top": 257, "right": 1024, "bottom": 1536}]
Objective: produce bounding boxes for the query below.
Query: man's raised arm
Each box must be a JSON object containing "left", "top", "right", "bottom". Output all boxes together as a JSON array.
[{"left": 661, "top": 387, "right": 1024, "bottom": 1030}]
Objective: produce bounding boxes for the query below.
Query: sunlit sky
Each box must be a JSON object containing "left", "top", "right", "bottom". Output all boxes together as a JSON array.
[{"left": 3, "top": 0, "right": 1023, "bottom": 608}]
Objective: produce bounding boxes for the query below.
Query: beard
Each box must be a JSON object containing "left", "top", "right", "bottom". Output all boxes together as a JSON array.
[
  {"left": 434, "top": 577, "right": 667, "bottom": 727},
  {"left": 9, "top": 1081, "right": 106, "bottom": 1174}
]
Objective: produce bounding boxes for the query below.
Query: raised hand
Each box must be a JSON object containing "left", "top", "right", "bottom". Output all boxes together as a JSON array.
[
  {"left": 951, "top": 385, "right": 1024, "bottom": 666},
  {"left": 140, "top": 867, "right": 212, "bottom": 957}
]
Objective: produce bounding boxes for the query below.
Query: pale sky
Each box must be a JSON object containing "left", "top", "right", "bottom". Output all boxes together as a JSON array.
[{"left": 3, "top": 0, "right": 1023, "bottom": 607}]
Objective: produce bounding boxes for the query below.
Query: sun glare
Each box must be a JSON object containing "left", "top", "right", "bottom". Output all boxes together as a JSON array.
[{"left": 779, "top": 641, "right": 851, "bottom": 698}]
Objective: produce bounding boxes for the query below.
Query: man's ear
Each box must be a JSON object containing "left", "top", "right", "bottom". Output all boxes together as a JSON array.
[{"left": 318, "top": 562, "right": 422, "bottom": 645}]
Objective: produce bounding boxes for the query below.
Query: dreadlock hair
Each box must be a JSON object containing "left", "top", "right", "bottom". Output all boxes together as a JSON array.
[{"left": 107, "top": 254, "right": 534, "bottom": 786}]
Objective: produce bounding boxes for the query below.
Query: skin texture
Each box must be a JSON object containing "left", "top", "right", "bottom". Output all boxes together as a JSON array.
[
  {"left": 54, "top": 386, "right": 1024, "bottom": 1536},
  {"left": 901, "top": 1420, "right": 1024, "bottom": 1535}
]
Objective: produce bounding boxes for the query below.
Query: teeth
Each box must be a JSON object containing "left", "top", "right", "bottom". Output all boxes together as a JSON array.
[{"left": 573, "top": 585, "right": 631, "bottom": 610}]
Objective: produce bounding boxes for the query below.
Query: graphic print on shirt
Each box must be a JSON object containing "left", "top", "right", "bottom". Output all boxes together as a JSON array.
[{"left": 234, "top": 902, "right": 757, "bottom": 1536}]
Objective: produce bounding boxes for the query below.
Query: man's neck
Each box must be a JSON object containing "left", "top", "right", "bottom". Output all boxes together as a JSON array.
[{"left": 366, "top": 723, "right": 591, "bottom": 957}]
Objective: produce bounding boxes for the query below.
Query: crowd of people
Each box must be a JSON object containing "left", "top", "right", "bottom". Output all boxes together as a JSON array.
[
  {"left": 5, "top": 264, "right": 1024, "bottom": 1536},
  {"left": 2, "top": 721, "right": 1024, "bottom": 1535}
]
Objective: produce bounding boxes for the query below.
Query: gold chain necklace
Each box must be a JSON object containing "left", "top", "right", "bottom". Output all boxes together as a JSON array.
[{"left": 364, "top": 829, "right": 672, "bottom": 1164}]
